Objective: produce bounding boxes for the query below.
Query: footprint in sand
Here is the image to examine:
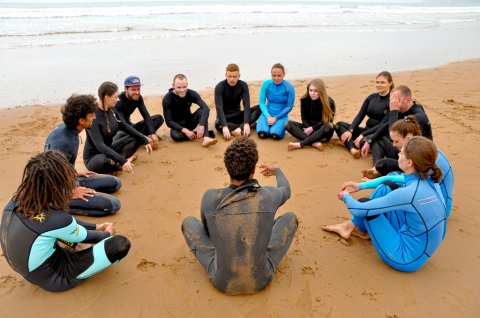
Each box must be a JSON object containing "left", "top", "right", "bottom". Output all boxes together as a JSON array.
[
  {"left": 301, "top": 266, "right": 315, "bottom": 275},
  {"left": 361, "top": 290, "right": 379, "bottom": 301},
  {"left": 136, "top": 259, "right": 158, "bottom": 272}
]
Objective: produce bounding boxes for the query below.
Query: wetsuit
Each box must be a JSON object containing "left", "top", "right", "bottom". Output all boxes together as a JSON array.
[
  {"left": 256, "top": 79, "right": 295, "bottom": 139},
  {"left": 367, "top": 101, "right": 433, "bottom": 163},
  {"left": 214, "top": 79, "right": 261, "bottom": 132},
  {"left": 363, "top": 149, "right": 454, "bottom": 217},
  {"left": 335, "top": 92, "right": 389, "bottom": 151},
  {"left": 0, "top": 200, "right": 130, "bottom": 292},
  {"left": 345, "top": 173, "right": 447, "bottom": 272},
  {"left": 286, "top": 96, "right": 336, "bottom": 146},
  {"left": 114, "top": 92, "right": 164, "bottom": 138},
  {"left": 83, "top": 108, "right": 149, "bottom": 173},
  {"left": 181, "top": 169, "right": 298, "bottom": 295},
  {"left": 45, "top": 124, "right": 121, "bottom": 216},
  {"left": 162, "top": 88, "right": 214, "bottom": 141}
]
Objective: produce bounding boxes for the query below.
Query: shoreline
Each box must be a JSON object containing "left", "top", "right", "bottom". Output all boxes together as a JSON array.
[{"left": 1, "top": 59, "right": 480, "bottom": 317}]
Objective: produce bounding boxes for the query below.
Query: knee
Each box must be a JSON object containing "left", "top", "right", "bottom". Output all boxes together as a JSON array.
[
  {"left": 105, "top": 235, "right": 131, "bottom": 263},
  {"left": 110, "top": 197, "right": 121, "bottom": 214},
  {"left": 257, "top": 131, "right": 268, "bottom": 139},
  {"left": 181, "top": 216, "right": 198, "bottom": 233},
  {"left": 112, "top": 177, "right": 122, "bottom": 192},
  {"left": 284, "top": 121, "right": 292, "bottom": 131}
]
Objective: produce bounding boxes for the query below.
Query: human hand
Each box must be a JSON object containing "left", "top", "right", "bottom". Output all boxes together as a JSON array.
[
  {"left": 337, "top": 190, "right": 349, "bottom": 201},
  {"left": 196, "top": 125, "right": 205, "bottom": 139},
  {"left": 341, "top": 131, "right": 352, "bottom": 143},
  {"left": 259, "top": 163, "right": 276, "bottom": 176},
  {"left": 340, "top": 181, "right": 360, "bottom": 193},
  {"left": 389, "top": 90, "right": 402, "bottom": 111},
  {"left": 361, "top": 142, "right": 370, "bottom": 157},
  {"left": 182, "top": 128, "right": 196, "bottom": 140},
  {"left": 145, "top": 143, "right": 153, "bottom": 155},
  {"left": 303, "top": 126, "right": 314, "bottom": 136},
  {"left": 77, "top": 170, "right": 97, "bottom": 178},
  {"left": 354, "top": 135, "right": 364, "bottom": 148},
  {"left": 243, "top": 123, "right": 251, "bottom": 136},
  {"left": 267, "top": 116, "right": 277, "bottom": 125},
  {"left": 96, "top": 222, "right": 112, "bottom": 231},
  {"left": 71, "top": 187, "right": 96, "bottom": 201},
  {"left": 222, "top": 126, "right": 231, "bottom": 140},
  {"left": 105, "top": 223, "right": 116, "bottom": 236},
  {"left": 149, "top": 134, "right": 159, "bottom": 149},
  {"left": 122, "top": 161, "right": 134, "bottom": 173}
]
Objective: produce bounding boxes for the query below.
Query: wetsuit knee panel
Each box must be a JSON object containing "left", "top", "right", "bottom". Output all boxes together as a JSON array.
[{"left": 104, "top": 235, "right": 131, "bottom": 263}]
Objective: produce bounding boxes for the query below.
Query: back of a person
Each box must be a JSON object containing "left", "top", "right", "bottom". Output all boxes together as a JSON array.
[
  {"left": 205, "top": 187, "right": 275, "bottom": 294},
  {"left": 437, "top": 149, "right": 454, "bottom": 217},
  {"left": 399, "top": 177, "right": 446, "bottom": 263}
]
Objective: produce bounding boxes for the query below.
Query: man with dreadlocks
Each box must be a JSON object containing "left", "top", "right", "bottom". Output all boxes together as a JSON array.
[
  {"left": 0, "top": 151, "right": 131, "bottom": 292},
  {"left": 181, "top": 136, "right": 298, "bottom": 295},
  {"left": 45, "top": 94, "right": 122, "bottom": 216}
]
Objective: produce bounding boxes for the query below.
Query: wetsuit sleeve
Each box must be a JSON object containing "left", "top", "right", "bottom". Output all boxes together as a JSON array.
[
  {"left": 162, "top": 94, "right": 185, "bottom": 131},
  {"left": 86, "top": 120, "right": 128, "bottom": 165},
  {"left": 275, "top": 82, "right": 295, "bottom": 119},
  {"left": 259, "top": 80, "right": 271, "bottom": 118},
  {"left": 300, "top": 99, "right": 309, "bottom": 128},
  {"left": 349, "top": 95, "right": 371, "bottom": 131},
  {"left": 138, "top": 96, "right": 156, "bottom": 135},
  {"left": 115, "top": 109, "right": 149, "bottom": 144},
  {"left": 74, "top": 218, "right": 96, "bottom": 230},
  {"left": 359, "top": 174, "right": 405, "bottom": 190},
  {"left": 53, "top": 217, "right": 109, "bottom": 244},
  {"left": 214, "top": 82, "right": 228, "bottom": 127},
  {"left": 190, "top": 90, "right": 210, "bottom": 127},
  {"left": 274, "top": 168, "right": 291, "bottom": 206},
  {"left": 343, "top": 185, "right": 415, "bottom": 218},
  {"left": 241, "top": 81, "right": 251, "bottom": 123}
]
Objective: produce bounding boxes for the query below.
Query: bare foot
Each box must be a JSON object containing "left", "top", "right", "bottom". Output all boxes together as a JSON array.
[
  {"left": 231, "top": 128, "right": 242, "bottom": 137},
  {"left": 334, "top": 139, "right": 345, "bottom": 147},
  {"left": 321, "top": 220, "right": 356, "bottom": 240},
  {"left": 351, "top": 227, "right": 370, "bottom": 240},
  {"left": 350, "top": 148, "right": 361, "bottom": 159},
  {"left": 202, "top": 137, "right": 217, "bottom": 147},
  {"left": 312, "top": 142, "right": 323, "bottom": 151},
  {"left": 127, "top": 154, "right": 138, "bottom": 163},
  {"left": 362, "top": 168, "right": 381, "bottom": 179},
  {"left": 288, "top": 142, "right": 301, "bottom": 151}
]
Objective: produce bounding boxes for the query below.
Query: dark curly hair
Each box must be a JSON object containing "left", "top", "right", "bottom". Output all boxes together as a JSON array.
[
  {"left": 13, "top": 150, "right": 77, "bottom": 219},
  {"left": 224, "top": 136, "right": 259, "bottom": 181},
  {"left": 61, "top": 94, "right": 97, "bottom": 129}
]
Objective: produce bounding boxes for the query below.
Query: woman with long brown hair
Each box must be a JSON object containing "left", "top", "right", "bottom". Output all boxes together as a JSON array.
[
  {"left": 286, "top": 78, "right": 335, "bottom": 151},
  {"left": 0, "top": 151, "right": 130, "bottom": 291},
  {"left": 322, "top": 137, "right": 447, "bottom": 272}
]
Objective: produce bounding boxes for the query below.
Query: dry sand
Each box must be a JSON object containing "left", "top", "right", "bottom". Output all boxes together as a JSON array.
[{"left": 0, "top": 59, "right": 479, "bottom": 317}]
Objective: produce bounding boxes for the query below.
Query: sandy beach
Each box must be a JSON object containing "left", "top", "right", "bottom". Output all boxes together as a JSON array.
[{"left": 0, "top": 59, "right": 479, "bottom": 317}]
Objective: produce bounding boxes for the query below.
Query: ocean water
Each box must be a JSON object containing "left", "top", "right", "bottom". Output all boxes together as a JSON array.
[{"left": 1, "top": 0, "right": 480, "bottom": 107}]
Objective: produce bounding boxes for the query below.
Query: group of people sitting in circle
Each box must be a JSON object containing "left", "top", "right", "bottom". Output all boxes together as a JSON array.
[{"left": 0, "top": 62, "right": 453, "bottom": 294}]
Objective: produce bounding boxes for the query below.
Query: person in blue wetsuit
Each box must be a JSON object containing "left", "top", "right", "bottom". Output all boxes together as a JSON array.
[
  {"left": 323, "top": 137, "right": 447, "bottom": 272},
  {"left": 256, "top": 63, "right": 295, "bottom": 140},
  {"left": 45, "top": 94, "right": 122, "bottom": 217},
  {"left": 360, "top": 116, "right": 453, "bottom": 216},
  {"left": 335, "top": 71, "right": 393, "bottom": 159},
  {"left": 0, "top": 151, "right": 130, "bottom": 292},
  {"left": 286, "top": 78, "right": 335, "bottom": 151},
  {"left": 83, "top": 82, "right": 153, "bottom": 174}
]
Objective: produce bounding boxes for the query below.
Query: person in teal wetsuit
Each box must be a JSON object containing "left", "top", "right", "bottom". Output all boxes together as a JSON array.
[
  {"left": 256, "top": 63, "right": 295, "bottom": 140},
  {"left": 0, "top": 151, "right": 130, "bottom": 292},
  {"left": 323, "top": 137, "right": 447, "bottom": 272}
]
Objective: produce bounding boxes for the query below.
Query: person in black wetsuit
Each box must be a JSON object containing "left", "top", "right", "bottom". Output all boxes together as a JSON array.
[
  {"left": 162, "top": 74, "right": 217, "bottom": 147},
  {"left": 83, "top": 81, "right": 153, "bottom": 174},
  {"left": 214, "top": 63, "right": 261, "bottom": 139},
  {"left": 335, "top": 71, "right": 393, "bottom": 158},
  {"left": 360, "top": 85, "right": 433, "bottom": 178},
  {"left": 0, "top": 151, "right": 130, "bottom": 292},
  {"left": 45, "top": 94, "right": 121, "bottom": 216},
  {"left": 286, "top": 78, "right": 335, "bottom": 151},
  {"left": 114, "top": 75, "right": 164, "bottom": 149},
  {"left": 181, "top": 136, "right": 298, "bottom": 295}
]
